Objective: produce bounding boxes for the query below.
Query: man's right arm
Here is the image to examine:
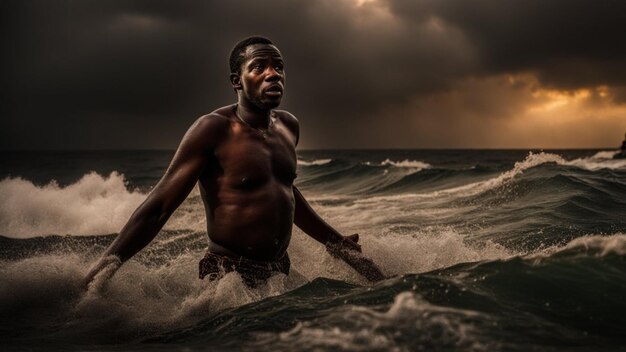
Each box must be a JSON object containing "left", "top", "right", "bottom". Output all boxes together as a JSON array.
[{"left": 84, "top": 114, "right": 227, "bottom": 286}]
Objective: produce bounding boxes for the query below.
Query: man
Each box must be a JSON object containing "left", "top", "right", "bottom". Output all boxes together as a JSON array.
[{"left": 85, "top": 36, "right": 385, "bottom": 287}]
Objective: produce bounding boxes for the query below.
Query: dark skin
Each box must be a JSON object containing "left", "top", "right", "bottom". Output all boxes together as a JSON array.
[{"left": 85, "top": 43, "right": 385, "bottom": 285}]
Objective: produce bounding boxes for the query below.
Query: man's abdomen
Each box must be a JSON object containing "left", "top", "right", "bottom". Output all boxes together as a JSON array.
[{"left": 205, "top": 182, "right": 295, "bottom": 261}]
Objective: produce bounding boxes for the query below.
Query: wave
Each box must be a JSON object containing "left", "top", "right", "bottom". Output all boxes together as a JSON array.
[
  {"left": 2, "top": 232, "right": 624, "bottom": 349},
  {"left": 3, "top": 151, "right": 624, "bottom": 241},
  {"left": 260, "top": 234, "right": 626, "bottom": 350},
  {"left": 298, "top": 151, "right": 624, "bottom": 203},
  {"left": 566, "top": 150, "right": 626, "bottom": 170},
  {"left": 248, "top": 290, "right": 490, "bottom": 351},
  {"left": 297, "top": 158, "right": 333, "bottom": 166},
  {"left": 0, "top": 170, "right": 211, "bottom": 239},
  {"left": 350, "top": 153, "right": 548, "bottom": 203},
  {"left": 530, "top": 233, "right": 626, "bottom": 258},
  {"left": 297, "top": 157, "right": 431, "bottom": 170},
  {"left": 303, "top": 152, "right": 626, "bottom": 252},
  {"left": 1, "top": 149, "right": 623, "bottom": 350},
  {"left": 364, "top": 158, "right": 432, "bottom": 170},
  {"left": 0, "top": 224, "right": 513, "bottom": 345},
  {"left": 353, "top": 151, "right": 624, "bottom": 203},
  {"left": 122, "top": 234, "right": 626, "bottom": 349},
  {"left": 0, "top": 172, "right": 147, "bottom": 238}
]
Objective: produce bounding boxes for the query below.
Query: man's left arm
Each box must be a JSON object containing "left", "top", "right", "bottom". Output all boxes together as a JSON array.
[{"left": 293, "top": 186, "right": 386, "bottom": 282}]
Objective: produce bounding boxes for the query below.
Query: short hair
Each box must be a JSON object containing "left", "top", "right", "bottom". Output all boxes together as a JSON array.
[{"left": 229, "top": 36, "right": 274, "bottom": 74}]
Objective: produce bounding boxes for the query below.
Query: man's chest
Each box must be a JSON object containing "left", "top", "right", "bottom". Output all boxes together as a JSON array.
[{"left": 215, "top": 126, "right": 297, "bottom": 187}]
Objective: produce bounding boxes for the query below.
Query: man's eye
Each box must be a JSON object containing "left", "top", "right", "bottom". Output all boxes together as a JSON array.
[{"left": 275, "top": 65, "right": 284, "bottom": 72}]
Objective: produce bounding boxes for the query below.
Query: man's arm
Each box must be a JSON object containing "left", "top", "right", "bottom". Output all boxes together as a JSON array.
[
  {"left": 85, "top": 115, "right": 226, "bottom": 286},
  {"left": 293, "top": 186, "right": 386, "bottom": 282}
]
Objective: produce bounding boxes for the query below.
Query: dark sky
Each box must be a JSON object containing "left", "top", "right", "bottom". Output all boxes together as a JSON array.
[{"left": 2, "top": 0, "right": 626, "bottom": 149}]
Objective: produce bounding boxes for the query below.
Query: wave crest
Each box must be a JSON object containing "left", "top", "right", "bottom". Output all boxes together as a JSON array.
[
  {"left": 380, "top": 159, "right": 431, "bottom": 169},
  {"left": 364, "top": 159, "right": 431, "bottom": 170},
  {"left": 297, "top": 159, "right": 333, "bottom": 166},
  {"left": 0, "top": 172, "right": 146, "bottom": 238}
]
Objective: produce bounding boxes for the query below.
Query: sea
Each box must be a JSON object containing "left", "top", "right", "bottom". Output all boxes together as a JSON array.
[{"left": 1, "top": 149, "right": 625, "bottom": 351}]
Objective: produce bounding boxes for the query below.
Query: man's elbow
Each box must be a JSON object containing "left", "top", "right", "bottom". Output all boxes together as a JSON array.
[
  {"left": 136, "top": 195, "right": 174, "bottom": 228},
  {"left": 155, "top": 199, "right": 177, "bottom": 227}
]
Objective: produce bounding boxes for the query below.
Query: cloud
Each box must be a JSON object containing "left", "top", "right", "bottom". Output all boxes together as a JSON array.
[
  {"left": 2, "top": 0, "right": 626, "bottom": 149},
  {"left": 345, "top": 74, "right": 626, "bottom": 148},
  {"left": 387, "top": 0, "right": 626, "bottom": 88}
]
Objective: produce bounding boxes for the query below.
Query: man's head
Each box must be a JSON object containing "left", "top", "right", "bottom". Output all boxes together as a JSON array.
[
  {"left": 229, "top": 36, "right": 285, "bottom": 110},
  {"left": 229, "top": 36, "right": 274, "bottom": 75}
]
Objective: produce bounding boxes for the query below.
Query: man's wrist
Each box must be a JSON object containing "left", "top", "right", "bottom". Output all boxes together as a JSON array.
[{"left": 324, "top": 233, "right": 342, "bottom": 245}]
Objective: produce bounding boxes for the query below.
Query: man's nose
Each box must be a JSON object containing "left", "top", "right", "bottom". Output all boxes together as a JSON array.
[{"left": 265, "top": 67, "right": 282, "bottom": 81}]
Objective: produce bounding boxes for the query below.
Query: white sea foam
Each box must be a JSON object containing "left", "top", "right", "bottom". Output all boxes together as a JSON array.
[
  {"left": 291, "top": 213, "right": 513, "bottom": 280},
  {"left": 566, "top": 150, "right": 626, "bottom": 170},
  {"left": 0, "top": 172, "right": 147, "bottom": 238},
  {"left": 0, "top": 224, "right": 401, "bottom": 339},
  {"left": 566, "top": 233, "right": 626, "bottom": 256},
  {"left": 297, "top": 158, "right": 333, "bottom": 166},
  {"left": 369, "top": 229, "right": 512, "bottom": 276},
  {"left": 0, "top": 250, "right": 304, "bottom": 342},
  {"left": 591, "top": 150, "right": 620, "bottom": 159},
  {"left": 528, "top": 233, "right": 626, "bottom": 259},
  {"left": 380, "top": 158, "right": 431, "bottom": 169},
  {"left": 0, "top": 223, "right": 513, "bottom": 338},
  {"left": 363, "top": 158, "right": 431, "bottom": 170},
  {"left": 0, "top": 172, "right": 209, "bottom": 238}
]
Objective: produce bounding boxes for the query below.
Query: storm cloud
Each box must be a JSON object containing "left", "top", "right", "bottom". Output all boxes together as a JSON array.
[{"left": 2, "top": 0, "right": 626, "bottom": 149}]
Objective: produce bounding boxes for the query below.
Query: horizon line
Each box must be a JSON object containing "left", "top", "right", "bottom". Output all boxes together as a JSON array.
[{"left": 0, "top": 147, "right": 618, "bottom": 152}]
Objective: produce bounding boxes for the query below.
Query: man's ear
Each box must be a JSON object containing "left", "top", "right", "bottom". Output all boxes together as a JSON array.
[{"left": 230, "top": 73, "right": 242, "bottom": 90}]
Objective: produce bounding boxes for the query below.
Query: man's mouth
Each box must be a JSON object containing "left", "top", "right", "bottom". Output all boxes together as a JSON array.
[{"left": 264, "top": 85, "right": 283, "bottom": 97}]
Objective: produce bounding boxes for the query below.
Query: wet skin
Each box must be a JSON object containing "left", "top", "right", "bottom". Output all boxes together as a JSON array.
[
  {"left": 86, "top": 43, "right": 384, "bottom": 282},
  {"left": 200, "top": 105, "right": 298, "bottom": 260}
]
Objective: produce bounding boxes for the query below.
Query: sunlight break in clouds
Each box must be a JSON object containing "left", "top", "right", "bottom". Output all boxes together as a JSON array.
[{"left": 368, "top": 74, "right": 626, "bottom": 149}]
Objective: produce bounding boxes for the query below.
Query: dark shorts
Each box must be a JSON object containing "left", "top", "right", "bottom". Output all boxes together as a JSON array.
[{"left": 199, "top": 251, "right": 290, "bottom": 287}]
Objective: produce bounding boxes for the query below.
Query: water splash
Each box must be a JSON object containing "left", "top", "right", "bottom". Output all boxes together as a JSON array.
[{"left": 0, "top": 172, "right": 146, "bottom": 237}]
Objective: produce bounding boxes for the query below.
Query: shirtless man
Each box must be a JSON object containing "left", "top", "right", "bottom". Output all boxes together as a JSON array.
[{"left": 85, "top": 36, "right": 385, "bottom": 287}]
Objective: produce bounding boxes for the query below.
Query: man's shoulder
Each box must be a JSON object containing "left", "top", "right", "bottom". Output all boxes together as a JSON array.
[
  {"left": 274, "top": 109, "right": 299, "bottom": 130},
  {"left": 193, "top": 106, "right": 235, "bottom": 130},
  {"left": 274, "top": 109, "right": 298, "bottom": 122},
  {"left": 274, "top": 109, "right": 299, "bottom": 145},
  {"left": 184, "top": 106, "right": 235, "bottom": 146},
  {"left": 209, "top": 105, "right": 237, "bottom": 119},
  {"left": 199, "top": 105, "right": 236, "bottom": 123}
]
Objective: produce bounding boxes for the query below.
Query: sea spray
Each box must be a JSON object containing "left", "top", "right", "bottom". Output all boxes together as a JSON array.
[{"left": 0, "top": 172, "right": 146, "bottom": 237}]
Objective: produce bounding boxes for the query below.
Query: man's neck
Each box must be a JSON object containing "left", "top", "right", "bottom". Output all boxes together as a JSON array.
[{"left": 235, "top": 101, "right": 273, "bottom": 129}]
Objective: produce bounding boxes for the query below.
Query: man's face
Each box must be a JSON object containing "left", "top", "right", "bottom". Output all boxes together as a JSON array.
[{"left": 234, "top": 44, "right": 285, "bottom": 110}]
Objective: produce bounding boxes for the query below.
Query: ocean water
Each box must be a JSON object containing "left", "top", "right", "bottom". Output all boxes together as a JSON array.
[{"left": 1, "top": 149, "right": 625, "bottom": 351}]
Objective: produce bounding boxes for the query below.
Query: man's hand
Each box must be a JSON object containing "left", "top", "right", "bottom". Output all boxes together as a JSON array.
[
  {"left": 293, "top": 186, "right": 386, "bottom": 282},
  {"left": 83, "top": 255, "right": 122, "bottom": 291},
  {"left": 338, "top": 233, "right": 362, "bottom": 252},
  {"left": 326, "top": 234, "right": 386, "bottom": 282}
]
